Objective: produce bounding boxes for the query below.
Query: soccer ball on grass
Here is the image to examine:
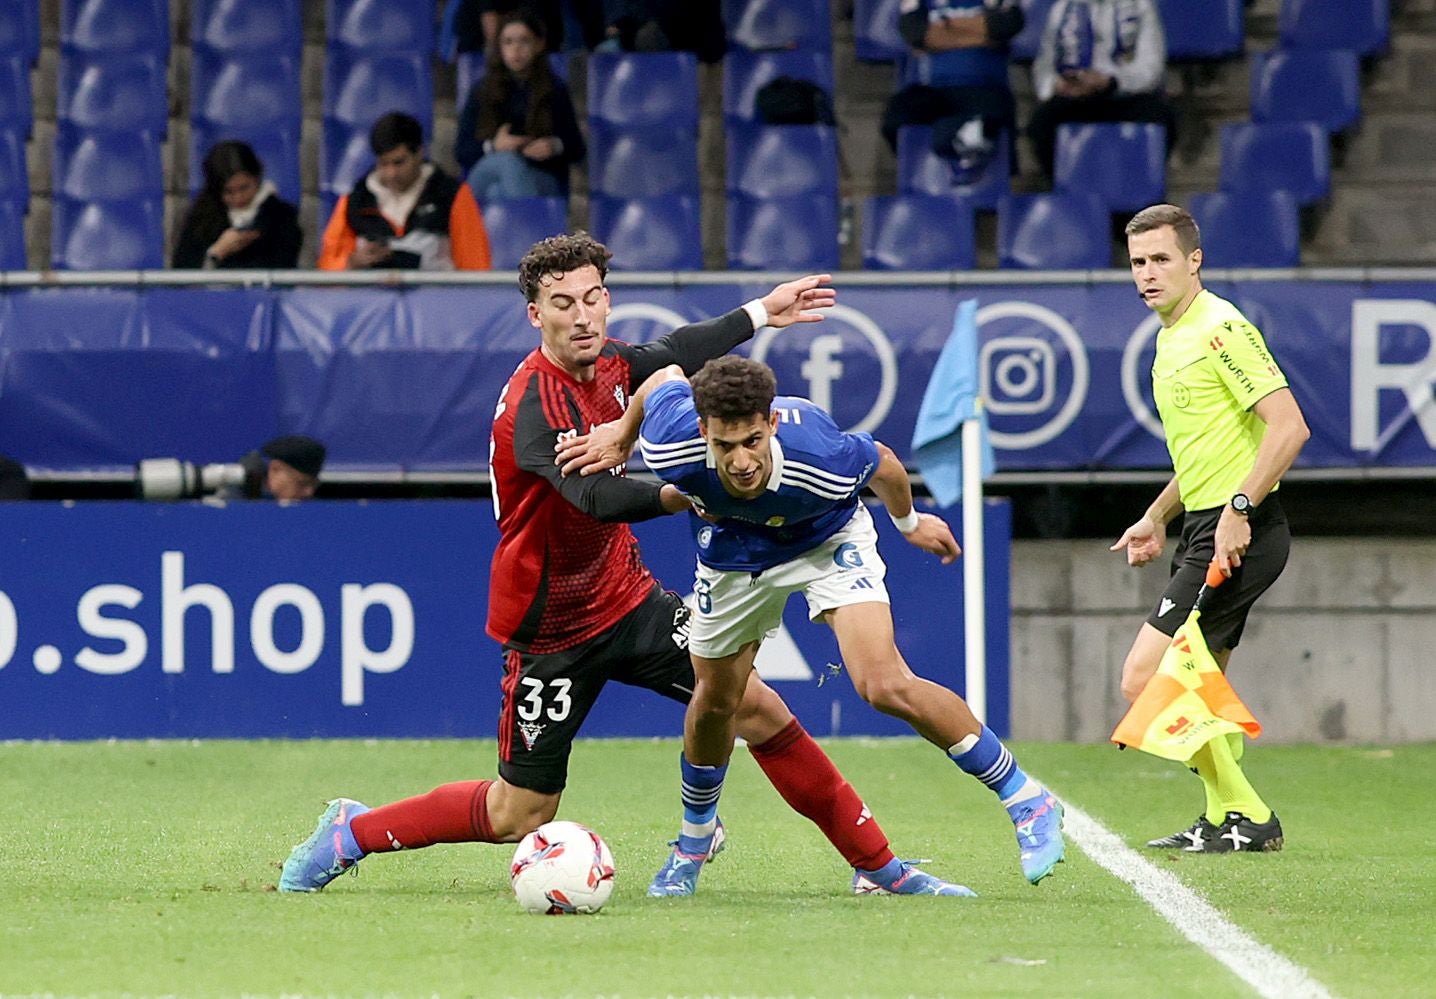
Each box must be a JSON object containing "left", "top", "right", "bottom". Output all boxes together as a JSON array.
[{"left": 510, "top": 820, "right": 615, "bottom": 914}]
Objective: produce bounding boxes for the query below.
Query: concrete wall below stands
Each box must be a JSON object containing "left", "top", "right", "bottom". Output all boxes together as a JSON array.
[{"left": 1008, "top": 538, "right": 1436, "bottom": 745}]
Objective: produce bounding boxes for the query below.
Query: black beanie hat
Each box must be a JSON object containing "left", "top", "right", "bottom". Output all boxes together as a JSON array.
[{"left": 261, "top": 435, "right": 326, "bottom": 478}]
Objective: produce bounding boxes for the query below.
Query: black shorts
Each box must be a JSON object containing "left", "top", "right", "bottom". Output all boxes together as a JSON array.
[
  {"left": 497, "top": 585, "right": 694, "bottom": 794},
  {"left": 1145, "top": 496, "right": 1290, "bottom": 653}
]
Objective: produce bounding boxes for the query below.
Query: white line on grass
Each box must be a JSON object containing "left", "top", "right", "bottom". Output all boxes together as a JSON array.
[{"left": 1058, "top": 799, "right": 1336, "bottom": 999}]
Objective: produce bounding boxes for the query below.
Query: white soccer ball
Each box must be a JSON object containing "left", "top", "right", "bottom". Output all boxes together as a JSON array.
[{"left": 510, "top": 820, "right": 616, "bottom": 915}]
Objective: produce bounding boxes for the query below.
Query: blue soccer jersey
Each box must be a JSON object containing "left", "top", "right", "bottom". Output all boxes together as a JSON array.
[{"left": 639, "top": 380, "right": 881, "bottom": 571}]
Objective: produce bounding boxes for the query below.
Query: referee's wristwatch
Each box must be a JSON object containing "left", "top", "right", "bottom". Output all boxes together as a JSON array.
[{"left": 1229, "top": 492, "right": 1253, "bottom": 516}]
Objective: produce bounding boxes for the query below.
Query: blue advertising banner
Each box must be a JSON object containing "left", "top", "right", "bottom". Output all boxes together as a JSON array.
[
  {"left": 0, "top": 499, "right": 1010, "bottom": 740},
  {"left": 1, "top": 279, "right": 1432, "bottom": 473}
]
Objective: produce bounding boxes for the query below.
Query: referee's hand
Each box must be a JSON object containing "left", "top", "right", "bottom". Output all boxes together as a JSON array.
[{"left": 1111, "top": 515, "right": 1165, "bottom": 566}]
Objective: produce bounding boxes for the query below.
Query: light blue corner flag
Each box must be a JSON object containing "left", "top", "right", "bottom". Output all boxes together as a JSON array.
[{"left": 910, "top": 298, "right": 996, "bottom": 508}]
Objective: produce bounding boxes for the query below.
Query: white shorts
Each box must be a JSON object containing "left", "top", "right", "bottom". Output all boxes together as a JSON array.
[{"left": 687, "top": 504, "right": 890, "bottom": 660}]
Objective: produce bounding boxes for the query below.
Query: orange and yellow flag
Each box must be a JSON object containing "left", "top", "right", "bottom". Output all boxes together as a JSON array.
[{"left": 1110, "top": 609, "right": 1261, "bottom": 763}]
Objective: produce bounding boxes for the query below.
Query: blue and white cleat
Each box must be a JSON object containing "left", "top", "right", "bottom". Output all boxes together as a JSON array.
[
  {"left": 1008, "top": 789, "right": 1065, "bottom": 884},
  {"left": 279, "top": 797, "right": 370, "bottom": 893},
  {"left": 852, "top": 859, "right": 977, "bottom": 897},
  {"left": 646, "top": 847, "right": 707, "bottom": 897}
]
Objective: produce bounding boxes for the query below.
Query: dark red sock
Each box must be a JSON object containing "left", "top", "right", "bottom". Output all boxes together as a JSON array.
[
  {"left": 748, "top": 719, "right": 894, "bottom": 871},
  {"left": 350, "top": 779, "right": 496, "bottom": 854}
]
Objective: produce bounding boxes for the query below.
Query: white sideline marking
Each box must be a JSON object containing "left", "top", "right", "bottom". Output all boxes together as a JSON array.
[{"left": 1059, "top": 800, "right": 1336, "bottom": 999}]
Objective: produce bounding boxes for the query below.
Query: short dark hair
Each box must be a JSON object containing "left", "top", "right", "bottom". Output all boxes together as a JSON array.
[
  {"left": 1125, "top": 204, "right": 1201, "bottom": 256},
  {"left": 201, "top": 140, "right": 264, "bottom": 198},
  {"left": 690, "top": 356, "right": 777, "bottom": 423},
  {"left": 518, "top": 231, "right": 611, "bottom": 302},
  {"left": 370, "top": 112, "right": 424, "bottom": 157}
]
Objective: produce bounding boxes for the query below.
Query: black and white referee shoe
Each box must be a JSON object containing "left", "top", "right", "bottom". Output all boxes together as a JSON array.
[
  {"left": 1146, "top": 816, "right": 1219, "bottom": 851},
  {"left": 1208, "top": 811, "right": 1284, "bottom": 853}
]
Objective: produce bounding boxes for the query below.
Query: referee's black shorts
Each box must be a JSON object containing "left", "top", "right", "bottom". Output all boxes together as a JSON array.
[{"left": 1145, "top": 496, "right": 1290, "bottom": 653}]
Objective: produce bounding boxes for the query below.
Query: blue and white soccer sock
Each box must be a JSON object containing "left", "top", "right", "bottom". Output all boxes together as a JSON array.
[
  {"left": 678, "top": 754, "right": 727, "bottom": 856},
  {"left": 948, "top": 727, "right": 1043, "bottom": 807}
]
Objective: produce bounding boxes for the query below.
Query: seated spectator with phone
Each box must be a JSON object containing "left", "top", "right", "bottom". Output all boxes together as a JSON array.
[{"left": 172, "top": 141, "right": 302, "bottom": 269}]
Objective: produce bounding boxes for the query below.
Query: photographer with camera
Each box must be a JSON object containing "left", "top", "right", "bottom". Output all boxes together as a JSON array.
[{"left": 136, "top": 435, "right": 326, "bottom": 503}]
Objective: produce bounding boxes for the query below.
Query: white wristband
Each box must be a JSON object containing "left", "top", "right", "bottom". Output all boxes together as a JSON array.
[
  {"left": 890, "top": 509, "right": 920, "bottom": 534},
  {"left": 742, "top": 298, "right": 769, "bottom": 331}
]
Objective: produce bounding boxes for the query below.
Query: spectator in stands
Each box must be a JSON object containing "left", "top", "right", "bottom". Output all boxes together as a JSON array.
[
  {"left": 881, "top": 0, "right": 1025, "bottom": 182},
  {"left": 449, "top": 0, "right": 602, "bottom": 55},
  {"left": 597, "top": 0, "right": 725, "bottom": 62},
  {"left": 0, "top": 455, "right": 30, "bottom": 500},
  {"left": 239, "top": 435, "right": 327, "bottom": 502},
  {"left": 454, "top": 12, "right": 585, "bottom": 201},
  {"left": 1028, "top": 0, "right": 1175, "bottom": 181},
  {"left": 172, "top": 141, "right": 302, "bottom": 270},
  {"left": 318, "top": 112, "right": 493, "bottom": 271}
]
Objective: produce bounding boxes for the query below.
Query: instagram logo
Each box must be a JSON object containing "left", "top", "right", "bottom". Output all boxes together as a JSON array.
[{"left": 975, "top": 301, "right": 1091, "bottom": 449}]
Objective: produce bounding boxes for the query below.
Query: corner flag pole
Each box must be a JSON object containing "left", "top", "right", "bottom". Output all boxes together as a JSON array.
[{"left": 961, "top": 403, "right": 986, "bottom": 724}]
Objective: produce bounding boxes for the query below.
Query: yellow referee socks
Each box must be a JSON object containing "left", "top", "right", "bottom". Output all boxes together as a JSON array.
[{"left": 1191, "top": 736, "right": 1271, "bottom": 824}]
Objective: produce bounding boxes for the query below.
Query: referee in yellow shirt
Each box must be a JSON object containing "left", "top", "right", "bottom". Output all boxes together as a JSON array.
[{"left": 1111, "top": 204, "right": 1311, "bottom": 853}]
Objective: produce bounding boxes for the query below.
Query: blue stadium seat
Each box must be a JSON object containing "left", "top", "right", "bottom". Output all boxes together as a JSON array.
[
  {"left": 588, "top": 122, "right": 699, "bottom": 198},
  {"left": 590, "top": 195, "right": 704, "bottom": 271},
  {"left": 1250, "top": 49, "right": 1361, "bottom": 133},
  {"left": 723, "top": 0, "right": 833, "bottom": 52},
  {"left": 723, "top": 49, "right": 833, "bottom": 123},
  {"left": 1156, "top": 0, "right": 1243, "bottom": 60},
  {"left": 327, "top": 0, "right": 435, "bottom": 54},
  {"left": 189, "top": 122, "right": 301, "bottom": 202},
  {"left": 727, "top": 193, "right": 839, "bottom": 271},
  {"left": 1219, "top": 122, "right": 1331, "bottom": 205},
  {"left": 319, "top": 119, "right": 372, "bottom": 197},
  {"left": 58, "top": 53, "right": 168, "bottom": 134},
  {"left": 727, "top": 123, "right": 839, "bottom": 198},
  {"left": 192, "top": 48, "right": 301, "bottom": 130},
  {"left": 324, "top": 48, "right": 433, "bottom": 134},
  {"left": 0, "top": 129, "right": 26, "bottom": 206},
  {"left": 897, "top": 126, "right": 1011, "bottom": 210},
  {"left": 1188, "top": 190, "right": 1300, "bottom": 268},
  {"left": 0, "top": 54, "right": 31, "bottom": 136},
  {"left": 193, "top": 0, "right": 302, "bottom": 54},
  {"left": 0, "top": 198, "right": 25, "bottom": 269},
  {"left": 53, "top": 123, "right": 162, "bottom": 201},
  {"left": 1054, "top": 122, "right": 1166, "bottom": 212},
  {"left": 51, "top": 197, "right": 164, "bottom": 270},
  {"left": 862, "top": 194, "right": 976, "bottom": 270},
  {"left": 61, "top": 0, "right": 169, "bottom": 56},
  {"left": 587, "top": 52, "right": 699, "bottom": 128},
  {"left": 1010, "top": 0, "right": 1057, "bottom": 62},
  {"left": 0, "top": 4, "right": 36, "bottom": 61},
  {"left": 997, "top": 192, "right": 1110, "bottom": 270},
  {"left": 1279, "top": 0, "right": 1388, "bottom": 56},
  {"left": 479, "top": 196, "right": 569, "bottom": 270},
  {"left": 853, "top": 0, "right": 907, "bottom": 62}
]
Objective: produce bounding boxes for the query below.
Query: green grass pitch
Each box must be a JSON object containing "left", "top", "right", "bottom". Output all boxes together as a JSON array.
[{"left": 1, "top": 738, "right": 1432, "bottom": 998}]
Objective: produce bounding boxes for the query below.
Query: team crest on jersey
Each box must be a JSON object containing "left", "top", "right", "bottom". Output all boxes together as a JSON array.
[
  {"left": 765, "top": 516, "right": 785, "bottom": 527},
  {"left": 697, "top": 525, "right": 713, "bottom": 549},
  {"left": 1172, "top": 382, "right": 1191, "bottom": 408},
  {"left": 518, "top": 721, "right": 545, "bottom": 751},
  {"left": 556, "top": 428, "right": 577, "bottom": 445}
]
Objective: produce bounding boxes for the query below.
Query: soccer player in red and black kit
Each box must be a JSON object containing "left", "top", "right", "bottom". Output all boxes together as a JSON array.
[{"left": 280, "top": 233, "right": 968, "bottom": 896}]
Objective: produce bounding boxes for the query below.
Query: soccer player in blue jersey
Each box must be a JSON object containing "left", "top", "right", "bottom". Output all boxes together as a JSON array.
[{"left": 558, "top": 355, "right": 1065, "bottom": 896}]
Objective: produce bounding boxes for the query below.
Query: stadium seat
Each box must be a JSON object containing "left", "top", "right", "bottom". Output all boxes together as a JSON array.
[
  {"left": 1218, "top": 122, "right": 1331, "bottom": 205},
  {"left": 192, "top": 48, "right": 301, "bottom": 131},
  {"left": 1053, "top": 122, "right": 1167, "bottom": 213},
  {"left": 1156, "top": 0, "right": 1243, "bottom": 60},
  {"left": 479, "top": 196, "right": 569, "bottom": 270},
  {"left": 587, "top": 122, "right": 699, "bottom": 198},
  {"left": 723, "top": 0, "right": 833, "bottom": 52},
  {"left": 324, "top": 48, "right": 433, "bottom": 135},
  {"left": 51, "top": 197, "right": 164, "bottom": 270},
  {"left": 726, "top": 123, "right": 839, "bottom": 198},
  {"left": 590, "top": 195, "right": 704, "bottom": 271},
  {"left": 897, "top": 126, "right": 1011, "bottom": 210},
  {"left": 853, "top": 0, "right": 907, "bottom": 62},
  {"left": 997, "top": 192, "right": 1110, "bottom": 270},
  {"left": 862, "top": 194, "right": 977, "bottom": 270},
  {"left": 327, "top": 0, "right": 435, "bottom": 54},
  {"left": 1188, "top": 190, "right": 1301, "bottom": 268},
  {"left": 53, "top": 123, "right": 162, "bottom": 201},
  {"left": 0, "top": 198, "right": 25, "bottom": 269},
  {"left": 61, "top": 0, "right": 169, "bottom": 56},
  {"left": 1250, "top": 49, "right": 1361, "bottom": 133},
  {"left": 0, "top": 54, "right": 31, "bottom": 136},
  {"left": 319, "top": 119, "right": 373, "bottom": 198},
  {"left": 723, "top": 49, "right": 834, "bottom": 123},
  {"left": 587, "top": 52, "right": 699, "bottom": 129},
  {"left": 189, "top": 123, "right": 301, "bottom": 202},
  {"left": 727, "top": 193, "right": 839, "bottom": 271},
  {"left": 58, "top": 53, "right": 168, "bottom": 134},
  {"left": 0, "top": 128, "right": 26, "bottom": 206},
  {"left": 1010, "top": 0, "right": 1057, "bottom": 62},
  {"left": 193, "top": 0, "right": 302, "bottom": 54},
  {"left": 1279, "top": 0, "right": 1388, "bottom": 56},
  {"left": 0, "top": 4, "right": 36, "bottom": 61}
]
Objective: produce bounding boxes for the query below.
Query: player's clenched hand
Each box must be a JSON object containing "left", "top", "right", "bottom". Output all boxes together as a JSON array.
[
  {"left": 555, "top": 421, "right": 633, "bottom": 476},
  {"left": 906, "top": 513, "right": 961, "bottom": 565},
  {"left": 1110, "top": 514, "right": 1165, "bottom": 566},
  {"left": 760, "top": 274, "right": 836, "bottom": 328}
]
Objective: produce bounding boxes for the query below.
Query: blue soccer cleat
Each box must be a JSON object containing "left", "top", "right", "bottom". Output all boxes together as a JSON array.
[
  {"left": 852, "top": 859, "right": 977, "bottom": 897},
  {"left": 646, "top": 847, "right": 707, "bottom": 897},
  {"left": 279, "top": 797, "right": 370, "bottom": 893},
  {"left": 1008, "top": 788, "right": 1065, "bottom": 884}
]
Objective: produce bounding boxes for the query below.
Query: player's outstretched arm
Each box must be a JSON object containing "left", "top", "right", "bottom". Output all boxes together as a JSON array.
[
  {"left": 555, "top": 364, "right": 688, "bottom": 477},
  {"left": 760, "top": 274, "right": 835, "bottom": 329},
  {"left": 867, "top": 442, "right": 960, "bottom": 564},
  {"left": 1111, "top": 476, "right": 1182, "bottom": 567}
]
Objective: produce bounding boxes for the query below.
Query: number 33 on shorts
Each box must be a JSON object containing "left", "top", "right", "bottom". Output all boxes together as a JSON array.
[{"left": 516, "top": 677, "right": 573, "bottom": 722}]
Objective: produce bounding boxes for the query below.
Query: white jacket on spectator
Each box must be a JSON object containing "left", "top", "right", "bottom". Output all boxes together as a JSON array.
[{"left": 1033, "top": 0, "right": 1166, "bottom": 101}]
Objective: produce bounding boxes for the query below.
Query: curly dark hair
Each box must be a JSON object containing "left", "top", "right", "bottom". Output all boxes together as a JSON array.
[
  {"left": 518, "top": 231, "right": 612, "bottom": 302},
  {"left": 690, "top": 356, "right": 777, "bottom": 423}
]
